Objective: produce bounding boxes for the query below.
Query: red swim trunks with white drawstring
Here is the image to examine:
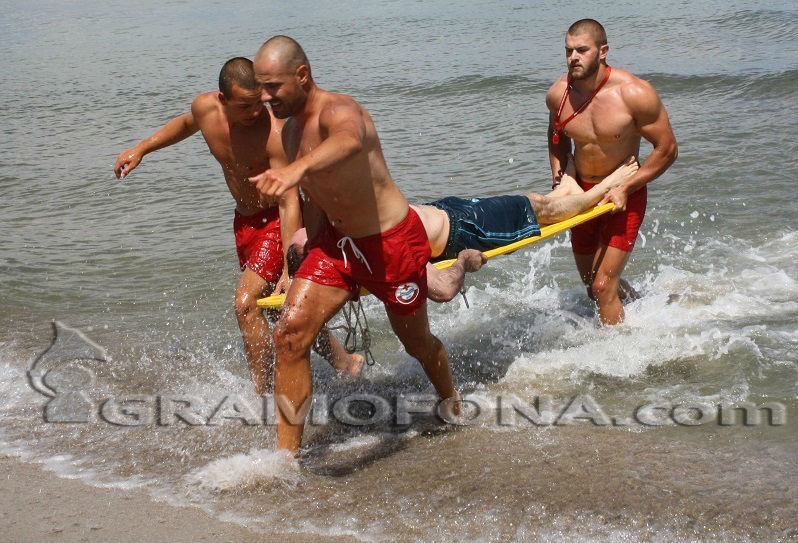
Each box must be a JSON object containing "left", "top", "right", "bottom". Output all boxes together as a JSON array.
[{"left": 294, "top": 209, "right": 430, "bottom": 315}]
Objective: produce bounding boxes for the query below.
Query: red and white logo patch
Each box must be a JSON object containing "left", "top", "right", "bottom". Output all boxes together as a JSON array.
[{"left": 394, "top": 282, "right": 420, "bottom": 305}]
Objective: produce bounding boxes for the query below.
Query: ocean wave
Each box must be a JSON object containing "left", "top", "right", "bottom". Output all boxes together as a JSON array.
[
  {"left": 644, "top": 70, "right": 798, "bottom": 100},
  {"left": 186, "top": 448, "right": 301, "bottom": 491},
  {"left": 369, "top": 73, "right": 548, "bottom": 99}
]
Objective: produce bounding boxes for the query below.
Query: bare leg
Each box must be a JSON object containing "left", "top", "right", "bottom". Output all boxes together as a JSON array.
[
  {"left": 234, "top": 268, "right": 278, "bottom": 396},
  {"left": 574, "top": 246, "right": 632, "bottom": 325},
  {"left": 287, "top": 231, "right": 364, "bottom": 377},
  {"left": 427, "top": 249, "right": 487, "bottom": 303},
  {"left": 386, "top": 304, "right": 459, "bottom": 409},
  {"left": 529, "top": 156, "right": 639, "bottom": 224},
  {"left": 272, "top": 279, "right": 352, "bottom": 454}
]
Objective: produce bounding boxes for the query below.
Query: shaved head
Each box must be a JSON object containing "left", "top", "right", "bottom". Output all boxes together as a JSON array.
[
  {"left": 218, "top": 57, "right": 257, "bottom": 98},
  {"left": 255, "top": 35, "right": 311, "bottom": 77},
  {"left": 567, "top": 19, "right": 607, "bottom": 47}
]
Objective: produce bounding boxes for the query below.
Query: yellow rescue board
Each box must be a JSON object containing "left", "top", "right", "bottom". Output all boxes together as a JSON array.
[{"left": 256, "top": 202, "right": 614, "bottom": 309}]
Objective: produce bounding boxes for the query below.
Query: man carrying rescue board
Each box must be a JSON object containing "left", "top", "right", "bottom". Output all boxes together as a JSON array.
[
  {"left": 113, "top": 57, "right": 362, "bottom": 396},
  {"left": 283, "top": 156, "right": 638, "bottom": 304},
  {"left": 249, "top": 35, "right": 461, "bottom": 456},
  {"left": 547, "top": 19, "right": 678, "bottom": 324}
]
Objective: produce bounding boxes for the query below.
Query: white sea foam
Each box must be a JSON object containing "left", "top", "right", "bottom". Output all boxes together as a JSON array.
[
  {"left": 327, "top": 434, "right": 383, "bottom": 452},
  {"left": 186, "top": 448, "right": 301, "bottom": 491},
  {"left": 451, "top": 228, "right": 798, "bottom": 393}
]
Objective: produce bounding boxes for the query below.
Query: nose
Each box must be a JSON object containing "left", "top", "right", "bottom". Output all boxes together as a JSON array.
[{"left": 260, "top": 88, "right": 272, "bottom": 102}]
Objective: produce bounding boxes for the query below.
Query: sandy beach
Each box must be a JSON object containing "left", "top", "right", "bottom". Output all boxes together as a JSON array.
[{"left": 0, "top": 454, "right": 347, "bottom": 543}]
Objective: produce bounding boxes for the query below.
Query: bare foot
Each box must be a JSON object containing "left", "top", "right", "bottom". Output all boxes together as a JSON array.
[
  {"left": 437, "top": 390, "right": 463, "bottom": 423},
  {"left": 335, "top": 352, "right": 365, "bottom": 378},
  {"left": 457, "top": 249, "right": 488, "bottom": 273},
  {"left": 596, "top": 155, "right": 639, "bottom": 192}
]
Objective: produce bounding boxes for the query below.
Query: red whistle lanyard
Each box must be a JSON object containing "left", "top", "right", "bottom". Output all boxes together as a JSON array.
[{"left": 552, "top": 65, "right": 612, "bottom": 144}]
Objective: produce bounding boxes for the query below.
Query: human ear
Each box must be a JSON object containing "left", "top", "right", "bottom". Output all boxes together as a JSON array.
[{"left": 296, "top": 65, "right": 310, "bottom": 85}]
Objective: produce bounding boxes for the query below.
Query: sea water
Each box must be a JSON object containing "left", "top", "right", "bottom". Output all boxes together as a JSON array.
[{"left": 1, "top": 1, "right": 796, "bottom": 541}]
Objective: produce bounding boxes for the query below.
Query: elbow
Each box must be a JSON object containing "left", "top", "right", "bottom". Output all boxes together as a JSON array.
[
  {"left": 666, "top": 140, "right": 678, "bottom": 165},
  {"left": 426, "top": 273, "right": 459, "bottom": 303},
  {"left": 428, "top": 287, "right": 456, "bottom": 304},
  {"left": 345, "top": 135, "right": 364, "bottom": 156}
]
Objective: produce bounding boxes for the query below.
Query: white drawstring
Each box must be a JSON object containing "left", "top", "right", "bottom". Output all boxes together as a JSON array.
[{"left": 336, "top": 236, "right": 373, "bottom": 275}]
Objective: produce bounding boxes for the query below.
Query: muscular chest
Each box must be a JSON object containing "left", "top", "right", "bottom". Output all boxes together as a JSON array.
[
  {"left": 559, "top": 91, "right": 634, "bottom": 144},
  {"left": 294, "top": 118, "right": 322, "bottom": 163},
  {"left": 204, "top": 125, "right": 271, "bottom": 176}
]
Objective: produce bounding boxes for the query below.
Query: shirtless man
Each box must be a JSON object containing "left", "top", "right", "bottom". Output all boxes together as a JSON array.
[
  {"left": 289, "top": 157, "right": 638, "bottom": 303},
  {"left": 415, "top": 156, "right": 638, "bottom": 301},
  {"left": 249, "top": 36, "right": 460, "bottom": 456},
  {"left": 113, "top": 58, "right": 360, "bottom": 396},
  {"left": 287, "top": 155, "right": 636, "bottom": 304},
  {"left": 546, "top": 19, "right": 678, "bottom": 325}
]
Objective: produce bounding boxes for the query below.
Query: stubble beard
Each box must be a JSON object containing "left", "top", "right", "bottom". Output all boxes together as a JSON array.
[{"left": 570, "top": 56, "right": 601, "bottom": 81}]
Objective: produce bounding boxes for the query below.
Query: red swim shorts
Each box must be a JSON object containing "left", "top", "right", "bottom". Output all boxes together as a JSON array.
[
  {"left": 571, "top": 177, "right": 647, "bottom": 254},
  {"left": 233, "top": 207, "right": 283, "bottom": 283},
  {"left": 294, "top": 209, "right": 431, "bottom": 315}
]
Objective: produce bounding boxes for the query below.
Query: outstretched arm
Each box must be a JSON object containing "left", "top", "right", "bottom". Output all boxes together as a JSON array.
[
  {"left": 600, "top": 80, "right": 678, "bottom": 211},
  {"left": 113, "top": 111, "right": 199, "bottom": 179}
]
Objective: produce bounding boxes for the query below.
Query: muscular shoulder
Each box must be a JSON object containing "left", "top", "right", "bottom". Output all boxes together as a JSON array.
[
  {"left": 317, "top": 91, "right": 368, "bottom": 139},
  {"left": 319, "top": 92, "right": 363, "bottom": 122},
  {"left": 616, "top": 70, "right": 663, "bottom": 119},
  {"left": 190, "top": 92, "right": 221, "bottom": 119},
  {"left": 545, "top": 75, "right": 569, "bottom": 110}
]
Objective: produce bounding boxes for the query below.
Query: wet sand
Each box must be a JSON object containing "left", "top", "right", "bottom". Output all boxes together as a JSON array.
[{"left": 0, "top": 454, "right": 345, "bottom": 543}]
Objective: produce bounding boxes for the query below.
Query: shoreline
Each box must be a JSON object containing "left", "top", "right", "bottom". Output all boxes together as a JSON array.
[{"left": 0, "top": 454, "right": 344, "bottom": 543}]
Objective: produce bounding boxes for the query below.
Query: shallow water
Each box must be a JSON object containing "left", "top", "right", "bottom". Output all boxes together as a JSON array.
[{"left": 1, "top": 1, "right": 796, "bottom": 541}]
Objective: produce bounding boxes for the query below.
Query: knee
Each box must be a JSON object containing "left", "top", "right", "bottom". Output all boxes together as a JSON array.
[
  {"left": 273, "top": 314, "right": 313, "bottom": 360},
  {"left": 590, "top": 275, "right": 617, "bottom": 302},
  {"left": 526, "top": 194, "right": 549, "bottom": 220},
  {"left": 234, "top": 290, "right": 259, "bottom": 321}
]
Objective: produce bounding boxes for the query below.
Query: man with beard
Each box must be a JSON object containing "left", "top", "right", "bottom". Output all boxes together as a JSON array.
[
  {"left": 286, "top": 154, "right": 637, "bottom": 303},
  {"left": 546, "top": 19, "right": 678, "bottom": 325}
]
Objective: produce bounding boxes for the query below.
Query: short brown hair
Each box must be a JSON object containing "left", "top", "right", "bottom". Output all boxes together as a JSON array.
[
  {"left": 567, "top": 19, "right": 607, "bottom": 46},
  {"left": 218, "top": 57, "right": 257, "bottom": 98}
]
